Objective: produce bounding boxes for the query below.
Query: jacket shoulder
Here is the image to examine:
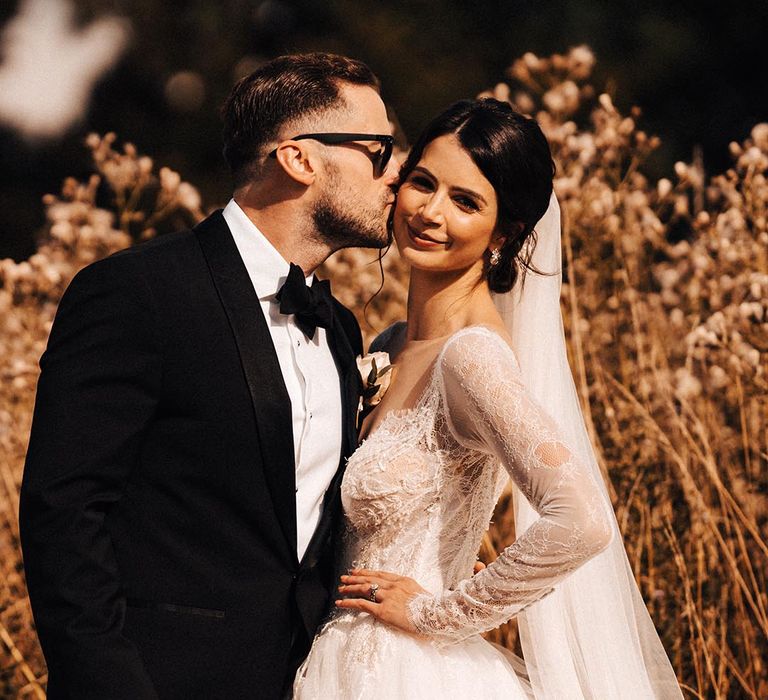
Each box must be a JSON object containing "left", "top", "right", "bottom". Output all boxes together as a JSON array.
[
  {"left": 111, "top": 226, "right": 199, "bottom": 261},
  {"left": 81, "top": 211, "right": 227, "bottom": 282}
]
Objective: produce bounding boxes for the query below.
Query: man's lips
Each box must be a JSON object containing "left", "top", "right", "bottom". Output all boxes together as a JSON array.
[{"left": 407, "top": 224, "right": 447, "bottom": 248}]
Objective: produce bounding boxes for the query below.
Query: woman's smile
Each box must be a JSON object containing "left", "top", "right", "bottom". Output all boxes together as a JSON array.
[
  {"left": 393, "top": 134, "right": 500, "bottom": 274},
  {"left": 406, "top": 223, "right": 449, "bottom": 248}
]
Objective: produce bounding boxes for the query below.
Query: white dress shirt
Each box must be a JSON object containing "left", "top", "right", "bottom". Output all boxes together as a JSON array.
[{"left": 223, "top": 199, "right": 343, "bottom": 561}]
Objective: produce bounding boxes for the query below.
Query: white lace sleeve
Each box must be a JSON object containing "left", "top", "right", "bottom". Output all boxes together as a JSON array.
[{"left": 408, "top": 327, "right": 614, "bottom": 643}]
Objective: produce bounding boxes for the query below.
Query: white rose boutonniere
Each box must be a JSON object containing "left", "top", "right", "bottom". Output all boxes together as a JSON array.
[{"left": 356, "top": 351, "right": 393, "bottom": 410}]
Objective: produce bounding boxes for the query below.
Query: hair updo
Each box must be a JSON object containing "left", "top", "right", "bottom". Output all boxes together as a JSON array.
[{"left": 398, "top": 99, "right": 555, "bottom": 293}]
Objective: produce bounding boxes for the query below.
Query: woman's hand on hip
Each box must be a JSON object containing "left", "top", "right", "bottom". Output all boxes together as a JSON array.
[{"left": 336, "top": 568, "right": 428, "bottom": 634}]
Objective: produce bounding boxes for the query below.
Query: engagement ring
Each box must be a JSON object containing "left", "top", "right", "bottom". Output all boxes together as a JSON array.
[{"left": 369, "top": 583, "right": 379, "bottom": 603}]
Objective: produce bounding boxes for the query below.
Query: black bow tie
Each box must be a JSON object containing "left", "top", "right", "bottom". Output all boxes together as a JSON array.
[{"left": 276, "top": 263, "right": 334, "bottom": 340}]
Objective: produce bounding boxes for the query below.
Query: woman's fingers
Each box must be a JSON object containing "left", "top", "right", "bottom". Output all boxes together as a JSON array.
[
  {"left": 339, "top": 574, "right": 395, "bottom": 592},
  {"left": 335, "top": 577, "right": 421, "bottom": 634},
  {"left": 473, "top": 560, "right": 487, "bottom": 575},
  {"left": 349, "top": 568, "right": 401, "bottom": 582},
  {"left": 338, "top": 583, "right": 386, "bottom": 599},
  {"left": 339, "top": 574, "right": 378, "bottom": 586},
  {"left": 335, "top": 597, "right": 379, "bottom": 615}
]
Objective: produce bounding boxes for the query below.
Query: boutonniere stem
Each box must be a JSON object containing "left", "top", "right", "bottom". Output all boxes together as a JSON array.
[{"left": 356, "top": 351, "right": 393, "bottom": 418}]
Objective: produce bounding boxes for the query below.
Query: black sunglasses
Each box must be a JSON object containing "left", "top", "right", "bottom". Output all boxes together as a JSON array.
[{"left": 268, "top": 132, "right": 394, "bottom": 177}]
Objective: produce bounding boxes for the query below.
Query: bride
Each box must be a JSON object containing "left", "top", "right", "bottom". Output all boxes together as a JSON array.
[{"left": 293, "top": 98, "right": 682, "bottom": 699}]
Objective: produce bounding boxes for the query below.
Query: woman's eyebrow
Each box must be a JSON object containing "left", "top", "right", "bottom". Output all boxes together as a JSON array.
[
  {"left": 452, "top": 186, "right": 486, "bottom": 206},
  {"left": 411, "top": 165, "right": 488, "bottom": 205},
  {"left": 411, "top": 165, "right": 434, "bottom": 179}
]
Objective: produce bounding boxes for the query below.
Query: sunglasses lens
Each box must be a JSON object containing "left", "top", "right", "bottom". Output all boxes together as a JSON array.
[{"left": 375, "top": 140, "right": 393, "bottom": 177}]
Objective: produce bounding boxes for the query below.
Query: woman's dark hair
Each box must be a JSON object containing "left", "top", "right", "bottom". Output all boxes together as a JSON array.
[
  {"left": 221, "top": 53, "right": 380, "bottom": 186},
  {"left": 398, "top": 98, "right": 555, "bottom": 293}
]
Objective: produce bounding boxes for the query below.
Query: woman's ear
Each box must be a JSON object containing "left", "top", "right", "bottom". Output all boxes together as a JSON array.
[
  {"left": 489, "top": 221, "right": 524, "bottom": 252},
  {"left": 488, "top": 229, "right": 508, "bottom": 253},
  {"left": 273, "top": 141, "right": 316, "bottom": 186},
  {"left": 489, "top": 232, "right": 507, "bottom": 252}
]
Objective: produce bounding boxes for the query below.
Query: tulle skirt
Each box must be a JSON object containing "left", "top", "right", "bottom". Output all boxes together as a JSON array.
[{"left": 293, "top": 611, "right": 532, "bottom": 699}]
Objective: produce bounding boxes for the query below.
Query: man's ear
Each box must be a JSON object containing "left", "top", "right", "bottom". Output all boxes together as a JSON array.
[{"left": 273, "top": 141, "right": 316, "bottom": 186}]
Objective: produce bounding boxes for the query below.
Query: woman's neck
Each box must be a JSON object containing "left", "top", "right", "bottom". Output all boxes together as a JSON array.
[{"left": 405, "top": 265, "right": 499, "bottom": 342}]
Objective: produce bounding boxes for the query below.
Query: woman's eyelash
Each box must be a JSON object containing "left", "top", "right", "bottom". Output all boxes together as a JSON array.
[
  {"left": 408, "top": 175, "right": 479, "bottom": 211},
  {"left": 455, "top": 196, "right": 479, "bottom": 211},
  {"left": 409, "top": 175, "right": 433, "bottom": 188}
]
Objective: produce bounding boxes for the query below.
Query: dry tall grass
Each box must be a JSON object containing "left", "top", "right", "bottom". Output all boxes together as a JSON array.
[{"left": 1, "top": 49, "right": 766, "bottom": 698}]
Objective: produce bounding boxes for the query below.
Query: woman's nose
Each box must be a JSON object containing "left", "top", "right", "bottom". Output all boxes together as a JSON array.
[{"left": 418, "top": 194, "right": 444, "bottom": 224}]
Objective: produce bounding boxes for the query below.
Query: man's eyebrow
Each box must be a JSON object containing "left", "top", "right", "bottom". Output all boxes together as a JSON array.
[{"left": 409, "top": 165, "right": 487, "bottom": 206}]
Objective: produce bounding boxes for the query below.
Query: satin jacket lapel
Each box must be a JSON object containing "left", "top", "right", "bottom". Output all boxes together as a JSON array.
[
  {"left": 326, "top": 312, "right": 359, "bottom": 460},
  {"left": 195, "top": 211, "right": 298, "bottom": 563}
]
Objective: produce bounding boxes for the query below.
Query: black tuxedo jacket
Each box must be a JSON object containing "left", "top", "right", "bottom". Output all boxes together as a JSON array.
[{"left": 19, "top": 211, "right": 363, "bottom": 699}]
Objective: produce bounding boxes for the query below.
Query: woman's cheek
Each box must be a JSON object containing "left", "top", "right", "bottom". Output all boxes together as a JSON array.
[
  {"left": 391, "top": 191, "right": 420, "bottom": 248},
  {"left": 391, "top": 209, "right": 409, "bottom": 250},
  {"left": 394, "top": 185, "right": 420, "bottom": 216}
]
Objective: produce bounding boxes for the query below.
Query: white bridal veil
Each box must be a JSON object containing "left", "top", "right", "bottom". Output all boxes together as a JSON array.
[{"left": 493, "top": 194, "right": 683, "bottom": 699}]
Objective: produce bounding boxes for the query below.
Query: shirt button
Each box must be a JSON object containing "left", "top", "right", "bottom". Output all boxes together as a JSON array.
[{"left": 296, "top": 339, "right": 301, "bottom": 347}]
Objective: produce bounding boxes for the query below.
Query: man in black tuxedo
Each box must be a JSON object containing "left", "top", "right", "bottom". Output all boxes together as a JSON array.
[{"left": 19, "top": 53, "right": 398, "bottom": 699}]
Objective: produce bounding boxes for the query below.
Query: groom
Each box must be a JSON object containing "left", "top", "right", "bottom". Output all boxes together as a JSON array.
[{"left": 20, "top": 53, "right": 398, "bottom": 699}]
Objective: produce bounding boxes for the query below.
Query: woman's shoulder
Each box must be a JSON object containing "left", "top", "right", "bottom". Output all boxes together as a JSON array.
[
  {"left": 437, "top": 324, "right": 520, "bottom": 375},
  {"left": 368, "top": 321, "right": 407, "bottom": 355}
]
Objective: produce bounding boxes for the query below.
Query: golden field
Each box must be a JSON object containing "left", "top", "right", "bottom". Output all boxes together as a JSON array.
[{"left": 1, "top": 49, "right": 766, "bottom": 698}]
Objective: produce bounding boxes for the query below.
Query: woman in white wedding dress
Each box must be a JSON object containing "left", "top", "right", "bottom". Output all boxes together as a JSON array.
[{"left": 294, "top": 99, "right": 682, "bottom": 699}]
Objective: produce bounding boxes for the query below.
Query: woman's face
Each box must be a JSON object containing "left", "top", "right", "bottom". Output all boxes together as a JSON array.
[{"left": 393, "top": 134, "right": 501, "bottom": 276}]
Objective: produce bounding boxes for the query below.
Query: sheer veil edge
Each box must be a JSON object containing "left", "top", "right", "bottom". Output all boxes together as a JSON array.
[{"left": 492, "top": 193, "right": 683, "bottom": 699}]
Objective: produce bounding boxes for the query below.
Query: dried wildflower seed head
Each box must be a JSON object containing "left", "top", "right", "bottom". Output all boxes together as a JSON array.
[
  {"left": 750, "top": 123, "right": 768, "bottom": 150},
  {"left": 567, "top": 45, "right": 595, "bottom": 80}
]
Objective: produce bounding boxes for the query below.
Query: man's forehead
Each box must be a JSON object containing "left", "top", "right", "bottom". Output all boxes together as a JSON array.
[
  {"left": 279, "top": 84, "right": 388, "bottom": 137},
  {"left": 335, "top": 83, "right": 388, "bottom": 127}
]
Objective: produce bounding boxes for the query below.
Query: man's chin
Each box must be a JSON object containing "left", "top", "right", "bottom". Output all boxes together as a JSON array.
[
  {"left": 337, "top": 220, "right": 391, "bottom": 250},
  {"left": 345, "top": 230, "right": 390, "bottom": 250},
  {"left": 313, "top": 200, "right": 390, "bottom": 250},
  {"left": 366, "top": 227, "right": 392, "bottom": 249}
]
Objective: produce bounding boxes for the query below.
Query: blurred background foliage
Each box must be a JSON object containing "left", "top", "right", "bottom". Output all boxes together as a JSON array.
[
  {"left": 1, "top": 0, "right": 766, "bottom": 261},
  {"left": 1, "top": 3, "right": 768, "bottom": 696}
]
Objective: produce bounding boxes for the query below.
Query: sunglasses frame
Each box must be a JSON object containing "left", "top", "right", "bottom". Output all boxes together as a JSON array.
[{"left": 268, "top": 132, "right": 395, "bottom": 177}]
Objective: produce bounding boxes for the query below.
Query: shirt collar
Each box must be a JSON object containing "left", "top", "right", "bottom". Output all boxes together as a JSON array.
[{"left": 222, "top": 198, "right": 313, "bottom": 302}]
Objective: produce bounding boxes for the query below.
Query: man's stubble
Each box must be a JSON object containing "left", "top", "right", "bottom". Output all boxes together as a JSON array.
[{"left": 311, "top": 164, "right": 393, "bottom": 252}]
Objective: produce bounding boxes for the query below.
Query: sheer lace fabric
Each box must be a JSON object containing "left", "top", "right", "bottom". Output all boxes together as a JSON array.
[
  {"left": 407, "top": 327, "right": 613, "bottom": 643},
  {"left": 293, "top": 326, "right": 613, "bottom": 698}
]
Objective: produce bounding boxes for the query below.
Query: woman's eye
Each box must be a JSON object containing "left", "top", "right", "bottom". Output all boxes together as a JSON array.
[
  {"left": 408, "top": 175, "right": 433, "bottom": 190},
  {"left": 454, "top": 196, "right": 479, "bottom": 211}
]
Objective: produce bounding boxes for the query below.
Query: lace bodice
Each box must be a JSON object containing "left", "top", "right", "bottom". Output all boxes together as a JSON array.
[{"left": 341, "top": 326, "right": 613, "bottom": 644}]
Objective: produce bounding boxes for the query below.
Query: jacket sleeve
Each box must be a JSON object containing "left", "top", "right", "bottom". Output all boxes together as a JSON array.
[
  {"left": 407, "top": 328, "right": 614, "bottom": 644},
  {"left": 20, "top": 252, "right": 161, "bottom": 699}
]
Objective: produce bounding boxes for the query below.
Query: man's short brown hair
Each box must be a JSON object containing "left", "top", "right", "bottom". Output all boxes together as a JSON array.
[{"left": 221, "top": 53, "right": 380, "bottom": 186}]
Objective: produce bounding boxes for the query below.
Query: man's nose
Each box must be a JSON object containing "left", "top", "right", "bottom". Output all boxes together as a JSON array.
[{"left": 382, "top": 152, "right": 401, "bottom": 184}]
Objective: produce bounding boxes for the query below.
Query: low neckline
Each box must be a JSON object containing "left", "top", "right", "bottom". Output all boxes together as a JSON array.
[
  {"left": 358, "top": 367, "right": 438, "bottom": 445},
  {"left": 358, "top": 323, "right": 509, "bottom": 445}
]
